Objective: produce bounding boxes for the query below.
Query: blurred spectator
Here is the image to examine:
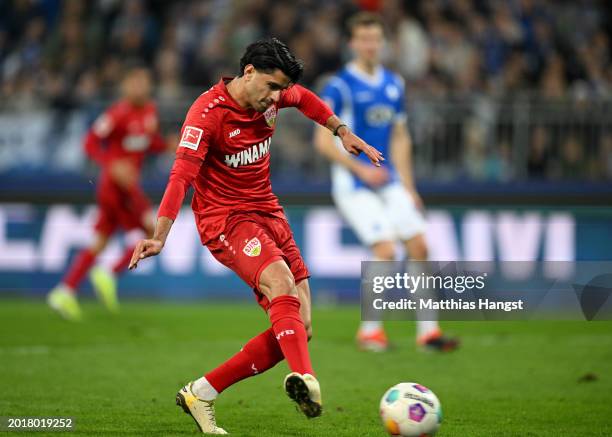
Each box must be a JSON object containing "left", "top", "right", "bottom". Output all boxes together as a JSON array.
[
  {"left": 110, "top": 0, "right": 158, "bottom": 61},
  {"left": 558, "top": 135, "right": 586, "bottom": 179},
  {"left": 539, "top": 53, "right": 566, "bottom": 99},
  {"left": 527, "top": 126, "right": 551, "bottom": 178},
  {"left": 155, "top": 48, "right": 183, "bottom": 103},
  {"left": 600, "top": 135, "right": 612, "bottom": 180},
  {"left": 1, "top": 0, "right": 610, "bottom": 102},
  {"left": 463, "top": 119, "right": 487, "bottom": 180},
  {"left": 485, "top": 141, "right": 513, "bottom": 181},
  {"left": 395, "top": 9, "right": 430, "bottom": 81},
  {"left": 0, "top": 0, "right": 611, "bottom": 184}
]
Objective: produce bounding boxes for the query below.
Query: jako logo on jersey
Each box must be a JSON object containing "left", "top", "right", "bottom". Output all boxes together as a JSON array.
[
  {"left": 276, "top": 329, "right": 295, "bottom": 340},
  {"left": 229, "top": 128, "right": 240, "bottom": 138},
  {"left": 224, "top": 137, "right": 271, "bottom": 168},
  {"left": 264, "top": 105, "right": 277, "bottom": 127},
  {"left": 243, "top": 237, "right": 262, "bottom": 257},
  {"left": 180, "top": 126, "right": 203, "bottom": 150}
]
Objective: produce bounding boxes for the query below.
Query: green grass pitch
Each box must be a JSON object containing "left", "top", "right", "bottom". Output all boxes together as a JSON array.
[{"left": 1, "top": 299, "right": 611, "bottom": 436}]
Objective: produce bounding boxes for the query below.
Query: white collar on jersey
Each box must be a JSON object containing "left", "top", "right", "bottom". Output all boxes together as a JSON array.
[{"left": 346, "top": 62, "right": 384, "bottom": 87}]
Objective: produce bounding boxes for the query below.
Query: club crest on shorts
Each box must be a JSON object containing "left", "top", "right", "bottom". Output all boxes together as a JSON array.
[
  {"left": 243, "top": 237, "right": 261, "bottom": 257},
  {"left": 264, "top": 105, "right": 277, "bottom": 127}
]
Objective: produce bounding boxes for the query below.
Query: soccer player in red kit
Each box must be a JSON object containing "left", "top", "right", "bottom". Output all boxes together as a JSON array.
[
  {"left": 47, "top": 66, "right": 171, "bottom": 321},
  {"left": 129, "top": 38, "right": 383, "bottom": 434}
]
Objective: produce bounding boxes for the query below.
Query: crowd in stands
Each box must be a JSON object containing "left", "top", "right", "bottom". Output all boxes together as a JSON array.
[{"left": 1, "top": 0, "right": 611, "bottom": 181}]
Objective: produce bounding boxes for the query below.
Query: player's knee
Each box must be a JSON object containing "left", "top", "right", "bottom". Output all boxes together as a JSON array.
[
  {"left": 90, "top": 235, "right": 109, "bottom": 255},
  {"left": 409, "top": 242, "right": 428, "bottom": 261},
  {"left": 260, "top": 261, "right": 298, "bottom": 299},
  {"left": 267, "top": 272, "right": 297, "bottom": 298},
  {"left": 372, "top": 241, "right": 395, "bottom": 261},
  {"left": 90, "top": 245, "right": 103, "bottom": 256}
]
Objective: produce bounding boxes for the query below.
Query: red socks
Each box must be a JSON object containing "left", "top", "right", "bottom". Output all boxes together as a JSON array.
[
  {"left": 62, "top": 244, "right": 133, "bottom": 291},
  {"left": 204, "top": 295, "right": 315, "bottom": 394},
  {"left": 268, "top": 295, "right": 314, "bottom": 376},
  {"left": 62, "top": 244, "right": 134, "bottom": 292},
  {"left": 205, "top": 328, "right": 284, "bottom": 393},
  {"left": 63, "top": 249, "right": 96, "bottom": 291},
  {"left": 112, "top": 246, "right": 136, "bottom": 274}
]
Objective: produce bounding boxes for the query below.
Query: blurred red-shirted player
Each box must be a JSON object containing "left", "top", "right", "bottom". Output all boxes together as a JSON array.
[
  {"left": 47, "top": 66, "right": 172, "bottom": 321},
  {"left": 128, "top": 38, "right": 383, "bottom": 434}
]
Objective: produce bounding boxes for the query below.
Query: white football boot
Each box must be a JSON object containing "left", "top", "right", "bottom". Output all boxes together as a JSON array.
[
  {"left": 176, "top": 382, "right": 228, "bottom": 434},
  {"left": 284, "top": 372, "right": 322, "bottom": 418},
  {"left": 47, "top": 285, "right": 82, "bottom": 321},
  {"left": 89, "top": 266, "right": 119, "bottom": 313}
]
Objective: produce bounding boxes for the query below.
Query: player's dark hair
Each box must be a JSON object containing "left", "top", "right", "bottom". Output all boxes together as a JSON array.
[
  {"left": 239, "top": 38, "right": 304, "bottom": 83},
  {"left": 346, "top": 12, "right": 385, "bottom": 37}
]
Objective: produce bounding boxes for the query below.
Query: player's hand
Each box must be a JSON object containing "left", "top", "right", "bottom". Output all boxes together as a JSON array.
[
  {"left": 355, "top": 163, "right": 390, "bottom": 188},
  {"left": 128, "top": 238, "right": 164, "bottom": 270},
  {"left": 109, "top": 159, "right": 138, "bottom": 189},
  {"left": 339, "top": 129, "right": 384, "bottom": 166}
]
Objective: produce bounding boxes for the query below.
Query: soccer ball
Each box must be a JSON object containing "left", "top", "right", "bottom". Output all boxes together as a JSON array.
[{"left": 379, "top": 382, "right": 442, "bottom": 436}]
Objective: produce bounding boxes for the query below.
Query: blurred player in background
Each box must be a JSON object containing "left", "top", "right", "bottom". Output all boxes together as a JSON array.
[
  {"left": 315, "top": 12, "right": 459, "bottom": 352},
  {"left": 128, "top": 38, "right": 382, "bottom": 434},
  {"left": 47, "top": 66, "right": 172, "bottom": 321}
]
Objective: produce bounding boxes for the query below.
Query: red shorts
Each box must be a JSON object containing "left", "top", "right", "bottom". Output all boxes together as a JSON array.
[
  {"left": 206, "top": 211, "right": 310, "bottom": 311},
  {"left": 94, "top": 186, "right": 152, "bottom": 236}
]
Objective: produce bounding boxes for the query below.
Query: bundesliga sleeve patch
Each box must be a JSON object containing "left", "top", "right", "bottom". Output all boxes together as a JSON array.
[
  {"left": 93, "top": 114, "right": 113, "bottom": 137},
  {"left": 179, "top": 126, "right": 203, "bottom": 150}
]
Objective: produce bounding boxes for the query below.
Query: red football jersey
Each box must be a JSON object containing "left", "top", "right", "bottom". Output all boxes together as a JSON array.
[
  {"left": 167, "top": 78, "right": 332, "bottom": 244},
  {"left": 85, "top": 99, "right": 166, "bottom": 191}
]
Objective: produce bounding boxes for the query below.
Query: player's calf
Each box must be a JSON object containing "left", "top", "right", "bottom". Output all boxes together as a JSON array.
[{"left": 259, "top": 261, "right": 298, "bottom": 300}]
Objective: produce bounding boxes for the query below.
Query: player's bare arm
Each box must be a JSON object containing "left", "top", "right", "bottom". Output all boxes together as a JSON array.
[
  {"left": 390, "top": 121, "right": 423, "bottom": 210},
  {"left": 128, "top": 216, "right": 173, "bottom": 269},
  {"left": 280, "top": 82, "right": 383, "bottom": 167},
  {"left": 314, "top": 123, "right": 389, "bottom": 187},
  {"left": 324, "top": 115, "right": 384, "bottom": 166},
  {"left": 128, "top": 140, "right": 201, "bottom": 270}
]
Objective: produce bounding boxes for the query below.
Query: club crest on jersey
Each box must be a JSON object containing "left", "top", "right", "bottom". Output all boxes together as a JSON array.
[
  {"left": 264, "top": 105, "right": 277, "bottom": 127},
  {"left": 243, "top": 237, "right": 261, "bottom": 257}
]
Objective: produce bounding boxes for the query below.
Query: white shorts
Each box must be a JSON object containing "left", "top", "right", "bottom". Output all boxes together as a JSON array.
[{"left": 333, "top": 183, "right": 426, "bottom": 246}]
